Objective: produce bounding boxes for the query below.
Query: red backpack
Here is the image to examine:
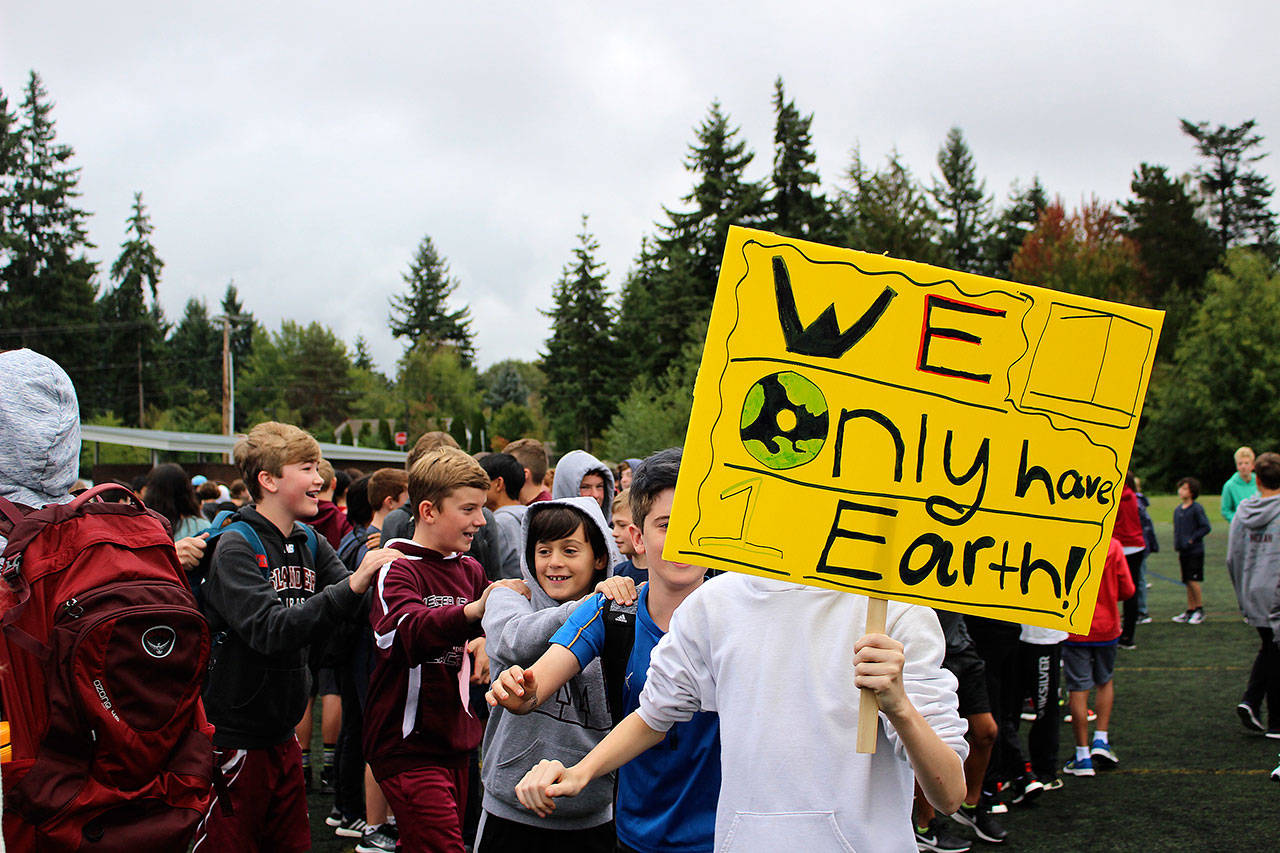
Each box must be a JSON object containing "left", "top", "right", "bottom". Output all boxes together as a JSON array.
[{"left": 0, "top": 484, "right": 216, "bottom": 852}]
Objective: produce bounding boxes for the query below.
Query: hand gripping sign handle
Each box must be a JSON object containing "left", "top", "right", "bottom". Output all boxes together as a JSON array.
[{"left": 855, "top": 596, "right": 889, "bottom": 754}]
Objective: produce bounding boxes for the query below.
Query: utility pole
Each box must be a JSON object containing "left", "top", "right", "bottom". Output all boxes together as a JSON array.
[
  {"left": 137, "top": 336, "right": 145, "bottom": 426},
  {"left": 214, "top": 312, "right": 246, "bottom": 459}
]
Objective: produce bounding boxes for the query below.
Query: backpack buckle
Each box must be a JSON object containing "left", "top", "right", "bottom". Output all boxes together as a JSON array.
[{"left": 0, "top": 553, "right": 21, "bottom": 583}]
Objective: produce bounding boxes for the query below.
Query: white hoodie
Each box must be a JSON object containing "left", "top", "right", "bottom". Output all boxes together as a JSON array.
[{"left": 637, "top": 574, "right": 968, "bottom": 853}]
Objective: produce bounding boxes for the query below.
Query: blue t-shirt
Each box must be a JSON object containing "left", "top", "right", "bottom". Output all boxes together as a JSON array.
[
  {"left": 552, "top": 586, "right": 719, "bottom": 853},
  {"left": 612, "top": 558, "right": 649, "bottom": 585}
]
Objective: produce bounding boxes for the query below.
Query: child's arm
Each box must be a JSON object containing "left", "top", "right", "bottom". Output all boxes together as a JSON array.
[
  {"left": 485, "top": 644, "right": 583, "bottom": 714},
  {"left": 482, "top": 584, "right": 577, "bottom": 668},
  {"left": 855, "top": 632, "right": 965, "bottom": 814},
  {"left": 1192, "top": 503, "right": 1212, "bottom": 544},
  {"left": 515, "top": 712, "right": 666, "bottom": 817}
]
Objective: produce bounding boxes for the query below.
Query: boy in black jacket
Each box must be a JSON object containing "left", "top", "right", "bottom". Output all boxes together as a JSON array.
[
  {"left": 194, "top": 421, "right": 401, "bottom": 852},
  {"left": 1172, "top": 476, "right": 1212, "bottom": 624}
]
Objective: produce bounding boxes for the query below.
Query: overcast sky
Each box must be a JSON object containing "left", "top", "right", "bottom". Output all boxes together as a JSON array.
[{"left": 5, "top": 2, "right": 1278, "bottom": 373}]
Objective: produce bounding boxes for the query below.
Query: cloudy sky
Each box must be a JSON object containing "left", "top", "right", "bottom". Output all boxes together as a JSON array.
[{"left": 5, "top": 2, "right": 1278, "bottom": 373}]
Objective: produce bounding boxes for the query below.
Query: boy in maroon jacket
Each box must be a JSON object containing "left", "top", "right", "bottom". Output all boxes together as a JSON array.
[{"left": 364, "top": 447, "right": 526, "bottom": 852}]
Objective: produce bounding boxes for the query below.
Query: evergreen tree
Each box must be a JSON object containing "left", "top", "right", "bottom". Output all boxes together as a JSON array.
[
  {"left": 0, "top": 72, "right": 98, "bottom": 398},
  {"left": 388, "top": 234, "right": 475, "bottom": 364},
  {"left": 769, "top": 78, "right": 830, "bottom": 241},
  {"left": 353, "top": 334, "right": 375, "bottom": 370},
  {"left": 167, "top": 297, "right": 222, "bottom": 405},
  {"left": 1180, "top": 118, "right": 1278, "bottom": 258},
  {"left": 930, "top": 127, "right": 992, "bottom": 273},
  {"left": 481, "top": 359, "right": 532, "bottom": 410},
  {"left": 660, "top": 101, "right": 767, "bottom": 305},
  {"left": 98, "top": 192, "right": 166, "bottom": 424},
  {"left": 542, "top": 218, "right": 617, "bottom": 451},
  {"left": 985, "top": 177, "right": 1048, "bottom": 277},
  {"left": 220, "top": 281, "right": 254, "bottom": 364},
  {"left": 1122, "top": 163, "right": 1220, "bottom": 358},
  {"left": 838, "top": 147, "right": 945, "bottom": 264}
]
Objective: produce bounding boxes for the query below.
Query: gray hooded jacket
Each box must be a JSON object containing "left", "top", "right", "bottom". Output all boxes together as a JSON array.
[
  {"left": 0, "top": 350, "right": 80, "bottom": 550},
  {"left": 551, "top": 450, "right": 615, "bottom": 524},
  {"left": 479, "top": 495, "right": 623, "bottom": 830},
  {"left": 1227, "top": 494, "right": 1280, "bottom": 632}
]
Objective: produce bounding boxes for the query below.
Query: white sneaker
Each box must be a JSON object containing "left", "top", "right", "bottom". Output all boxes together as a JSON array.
[
  {"left": 1172, "top": 610, "right": 1191, "bottom": 623},
  {"left": 1188, "top": 609, "right": 1205, "bottom": 624}
]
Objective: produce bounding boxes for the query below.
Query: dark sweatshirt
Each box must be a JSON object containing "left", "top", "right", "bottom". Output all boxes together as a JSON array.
[
  {"left": 202, "top": 506, "right": 362, "bottom": 748},
  {"left": 310, "top": 498, "right": 353, "bottom": 550},
  {"left": 1172, "top": 500, "right": 1211, "bottom": 555},
  {"left": 363, "top": 539, "right": 488, "bottom": 780}
]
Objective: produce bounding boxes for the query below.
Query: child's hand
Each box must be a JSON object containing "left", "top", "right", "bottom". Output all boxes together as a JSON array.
[
  {"left": 515, "top": 759, "right": 589, "bottom": 817},
  {"left": 464, "top": 578, "right": 527, "bottom": 621},
  {"left": 853, "top": 632, "right": 909, "bottom": 717},
  {"left": 486, "top": 664, "right": 539, "bottom": 714},
  {"left": 174, "top": 533, "right": 208, "bottom": 569},
  {"left": 349, "top": 547, "right": 404, "bottom": 594},
  {"left": 594, "top": 575, "right": 637, "bottom": 605},
  {"left": 365, "top": 529, "right": 382, "bottom": 549},
  {"left": 468, "top": 637, "right": 490, "bottom": 685}
]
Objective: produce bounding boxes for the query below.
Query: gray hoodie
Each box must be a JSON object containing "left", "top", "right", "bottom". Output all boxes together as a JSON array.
[
  {"left": 551, "top": 450, "right": 615, "bottom": 524},
  {"left": 479, "top": 495, "right": 623, "bottom": 830},
  {"left": 0, "top": 349, "right": 80, "bottom": 550},
  {"left": 1226, "top": 493, "right": 1280, "bottom": 632}
]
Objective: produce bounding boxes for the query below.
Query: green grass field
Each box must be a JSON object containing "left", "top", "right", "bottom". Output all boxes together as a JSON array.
[{"left": 307, "top": 493, "right": 1280, "bottom": 852}]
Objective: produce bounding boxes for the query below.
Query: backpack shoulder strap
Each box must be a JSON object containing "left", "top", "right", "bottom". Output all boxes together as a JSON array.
[
  {"left": 600, "top": 598, "right": 638, "bottom": 725},
  {"left": 210, "top": 520, "right": 269, "bottom": 581},
  {"left": 294, "top": 523, "right": 319, "bottom": 563}
]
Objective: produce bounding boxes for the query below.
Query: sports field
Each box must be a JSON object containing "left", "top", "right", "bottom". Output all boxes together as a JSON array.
[{"left": 308, "top": 493, "right": 1280, "bottom": 851}]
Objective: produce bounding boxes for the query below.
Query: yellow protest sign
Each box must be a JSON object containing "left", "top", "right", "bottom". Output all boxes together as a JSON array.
[{"left": 666, "top": 226, "right": 1163, "bottom": 632}]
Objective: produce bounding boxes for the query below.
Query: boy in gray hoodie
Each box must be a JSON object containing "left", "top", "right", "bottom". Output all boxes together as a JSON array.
[
  {"left": 552, "top": 450, "right": 615, "bottom": 524},
  {"left": 477, "top": 495, "right": 626, "bottom": 851},
  {"left": 1226, "top": 451, "right": 1280, "bottom": 738}
]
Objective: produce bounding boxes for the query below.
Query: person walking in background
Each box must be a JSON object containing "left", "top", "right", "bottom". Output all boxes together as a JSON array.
[
  {"left": 1171, "top": 477, "right": 1211, "bottom": 624},
  {"left": 1226, "top": 452, "right": 1280, "bottom": 739},
  {"left": 1115, "top": 473, "right": 1147, "bottom": 650}
]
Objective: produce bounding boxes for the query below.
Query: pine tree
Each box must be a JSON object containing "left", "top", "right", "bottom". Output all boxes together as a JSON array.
[
  {"left": 1180, "top": 118, "right": 1278, "bottom": 258},
  {"left": 167, "top": 297, "right": 222, "bottom": 405},
  {"left": 985, "top": 178, "right": 1048, "bottom": 277},
  {"left": 839, "top": 147, "right": 945, "bottom": 264},
  {"left": 0, "top": 72, "right": 98, "bottom": 398},
  {"left": 769, "top": 78, "right": 830, "bottom": 241},
  {"left": 99, "top": 192, "right": 166, "bottom": 424},
  {"left": 660, "top": 101, "right": 767, "bottom": 306},
  {"left": 1122, "top": 163, "right": 1220, "bottom": 359},
  {"left": 931, "top": 127, "right": 992, "bottom": 273},
  {"left": 353, "top": 334, "right": 375, "bottom": 371},
  {"left": 542, "top": 218, "right": 618, "bottom": 451},
  {"left": 388, "top": 234, "right": 475, "bottom": 364},
  {"left": 220, "top": 281, "right": 254, "bottom": 364}
]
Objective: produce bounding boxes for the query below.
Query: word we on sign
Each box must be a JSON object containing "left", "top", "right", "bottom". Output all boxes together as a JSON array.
[{"left": 666, "top": 227, "right": 1162, "bottom": 631}]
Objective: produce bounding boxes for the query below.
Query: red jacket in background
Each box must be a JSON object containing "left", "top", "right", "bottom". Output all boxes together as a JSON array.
[
  {"left": 363, "top": 540, "right": 488, "bottom": 780},
  {"left": 1068, "top": 537, "right": 1135, "bottom": 644},
  {"left": 309, "top": 499, "right": 353, "bottom": 550},
  {"left": 1113, "top": 487, "right": 1145, "bottom": 549}
]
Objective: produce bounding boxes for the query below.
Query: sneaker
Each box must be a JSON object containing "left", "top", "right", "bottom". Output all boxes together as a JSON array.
[
  {"left": 324, "top": 807, "right": 344, "bottom": 828},
  {"left": 1006, "top": 776, "right": 1044, "bottom": 805},
  {"left": 1272, "top": 757, "right": 1280, "bottom": 783},
  {"left": 1137, "top": 614, "right": 1152, "bottom": 624},
  {"left": 1038, "top": 777, "right": 1064, "bottom": 792},
  {"left": 1266, "top": 730, "right": 1280, "bottom": 740},
  {"left": 1063, "top": 756, "right": 1095, "bottom": 777},
  {"left": 1117, "top": 640, "right": 1137, "bottom": 650},
  {"left": 1237, "top": 703, "right": 1265, "bottom": 733},
  {"left": 1172, "top": 610, "right": 1192, "bottom": 623},
  {"left": 1090, "top": 738, "right": 1119, "bottom": 768},
  {"left": 356, "top": 825, "right": 398, "bottom": 853},
  {"left": 1188, "top": 609, "right": 1205, "bottom": 624},
  {"left": 334, "top": 815, "right": 368, "bottom": 838},
  {"left": 320, "top": 764, "right": 336, "bottom": 795},
  {"left": 950, "top": 804, "right": 1007, "bottom": 844},
  {"left": 1063, "top": 708, "right": 1097, "bottom": 723},
  {"left": 916, "top": 817, "right": 972, "bottom": 852}
]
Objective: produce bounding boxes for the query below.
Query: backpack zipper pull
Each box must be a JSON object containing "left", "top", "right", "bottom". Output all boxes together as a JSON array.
[{"left": 62, "top": 598, "right": 83, "bottom": 618}]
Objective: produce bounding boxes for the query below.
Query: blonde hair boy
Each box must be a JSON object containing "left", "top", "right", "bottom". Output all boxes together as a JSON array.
[{"left": 234, "top": 421, "right": 320, "bottom": 502}]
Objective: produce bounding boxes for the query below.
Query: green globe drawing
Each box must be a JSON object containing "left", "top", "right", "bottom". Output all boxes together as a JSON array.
[{"left": 739, "top": 371, "right": 829, "bottom": 469}]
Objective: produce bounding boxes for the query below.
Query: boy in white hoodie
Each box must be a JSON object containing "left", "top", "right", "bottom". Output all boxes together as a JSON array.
[{"left": 514, "top": 477, "right": 968, "bottom": 852}]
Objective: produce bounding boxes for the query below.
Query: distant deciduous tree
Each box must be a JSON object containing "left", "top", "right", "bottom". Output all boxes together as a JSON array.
[{"left": 1010, "top": 198, "right": 1142, "bottom": 302}]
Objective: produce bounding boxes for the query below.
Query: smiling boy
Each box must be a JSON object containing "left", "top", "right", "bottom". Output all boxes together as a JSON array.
[
  {"left": 196, "top": 421, "right": 402, "bottom": 852},
  {"left": 363, "top": 446, "right": 526, "bottom": 852}
]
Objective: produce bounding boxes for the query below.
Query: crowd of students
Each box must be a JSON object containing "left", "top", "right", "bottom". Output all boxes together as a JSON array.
[{"left": 4, "top": 346, "right": 1280, "bottom": 853}]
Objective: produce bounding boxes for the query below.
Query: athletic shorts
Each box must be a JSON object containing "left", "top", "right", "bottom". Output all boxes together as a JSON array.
[
  {"left": 1179, "top": 550, "right": 1205, "bottom": 583},
  {"left": 942, "top": 645, "right": 991, "bottom": 716},
  {"left": 316, "top": 666, "right": 340, "bottom": 696},
  {"left": 1062, "top": 643, "right": 1116, "bottom": 692}
]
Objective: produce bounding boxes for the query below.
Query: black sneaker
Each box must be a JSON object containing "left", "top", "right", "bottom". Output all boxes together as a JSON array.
[
  {"left": 320, "top": 764, "right": 336, "bottom": 795},
  {"left": 950, "top": 804, "right": 1008, "bottom": 844},
  {"left": 333, "top": 815, "right": 368, "bottom": 838},
  {"left": 916, "top": 816, "right": 972, "bottom": 852},
  {"left": 1007, "top": 775, "right": 1044, "bottom": 805},
  {"left": 324, "top": 807, "right": 344, "bottom": 828},
  {"left": 1238, "top": 702, "right": 1265, "bottom": 733}
]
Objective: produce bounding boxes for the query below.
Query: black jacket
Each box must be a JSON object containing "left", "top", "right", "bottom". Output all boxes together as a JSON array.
[{"left": 202, "top": 506, "right": 361, "bottom": 748}]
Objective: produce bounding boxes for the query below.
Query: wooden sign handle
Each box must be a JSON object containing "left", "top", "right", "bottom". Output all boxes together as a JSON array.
[{"left": 856, "top": 596, "right": 889, "bottom": 754}]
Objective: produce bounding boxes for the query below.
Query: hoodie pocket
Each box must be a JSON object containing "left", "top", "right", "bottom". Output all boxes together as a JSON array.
[
  {"left": 720, "top": 811, "right": 856, "bottom": 852},
  {"left": 487, "top": 736, "right": 610, "bottom": 821},
  {"left": 205, "top": 659, "right": 309, "bottom": 735}
]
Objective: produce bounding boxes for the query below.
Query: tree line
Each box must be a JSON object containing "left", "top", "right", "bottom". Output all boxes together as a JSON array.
[{"left": 2, "top": 71, "right": 1277, "bottom": 489}]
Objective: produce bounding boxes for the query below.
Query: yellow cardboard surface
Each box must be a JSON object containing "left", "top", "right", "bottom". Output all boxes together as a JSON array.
[{"left": 666, "top": 227, "right": 1163, "bottom": 631}]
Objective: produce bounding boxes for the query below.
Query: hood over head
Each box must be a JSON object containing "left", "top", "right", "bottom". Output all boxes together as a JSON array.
[
  {"left": 1233, "top": 493, "right": 1280, "bottom": 530},
  {"left": 518, "top": 495, "right": 623, "bottom": 610},
  {"left": 0, "top": 349, "right": 80, "bottom": 509},
  {"left": 551, "top": 449, "right": 615, "bottom": 523}
]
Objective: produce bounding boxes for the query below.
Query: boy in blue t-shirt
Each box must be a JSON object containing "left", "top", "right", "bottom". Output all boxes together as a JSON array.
[{"left": 487, "top": 448, "right": 719, "bottom": 852}]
